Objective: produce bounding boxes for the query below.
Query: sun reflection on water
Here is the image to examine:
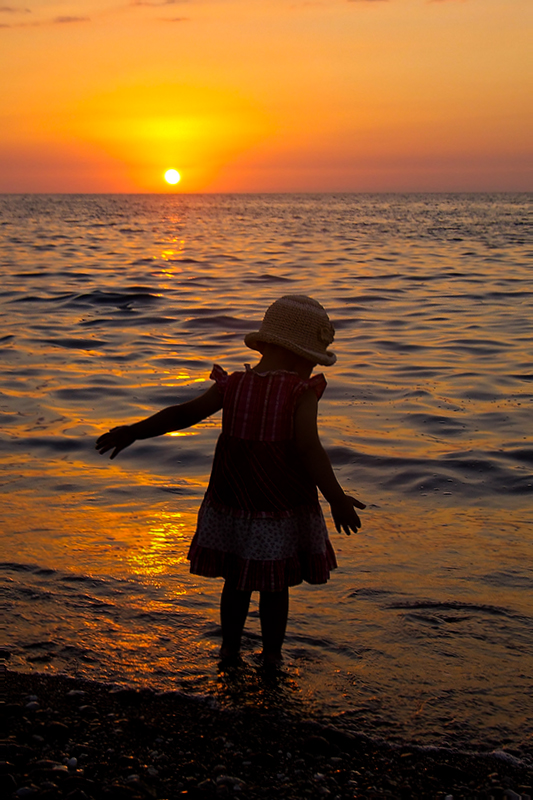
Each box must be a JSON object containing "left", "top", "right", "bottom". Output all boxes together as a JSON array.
[
  {"left": 126, "top": 511, "right": 191, "bottom": 577},
  {"left": 158, "top": 369, "right": 208, "bottom": 387}
]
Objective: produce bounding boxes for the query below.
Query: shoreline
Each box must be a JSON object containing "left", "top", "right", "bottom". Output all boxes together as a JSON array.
[{"left": 3, "top": 670, "right": 532, "bottom": 799}]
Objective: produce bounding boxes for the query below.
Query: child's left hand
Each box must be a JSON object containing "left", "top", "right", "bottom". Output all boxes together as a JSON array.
[{"left": 330, "top": 494, "right": 365, "bottom": 535}]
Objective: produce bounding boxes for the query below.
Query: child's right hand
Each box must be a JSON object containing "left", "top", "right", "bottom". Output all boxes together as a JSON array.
[
  {"left": 95, "top": 426, "right": 135, "bottom": 460},
  {"left": 330, "top": 494, "right": 365, "bottom": 536}
]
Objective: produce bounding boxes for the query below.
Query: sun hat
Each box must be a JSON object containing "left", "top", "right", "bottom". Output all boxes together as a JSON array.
[{"left": 244, "top": 295, "right": 336, "bottom": 366}]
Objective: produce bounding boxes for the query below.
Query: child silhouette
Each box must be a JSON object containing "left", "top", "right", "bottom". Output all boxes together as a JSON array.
[{"left": 96, "top": 295, "right": 365, "bottom": 668}]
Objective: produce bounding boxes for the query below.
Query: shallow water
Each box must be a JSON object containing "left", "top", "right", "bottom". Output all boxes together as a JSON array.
[{"left": 1, "top": 193, "right": 532, "bottom": 755}]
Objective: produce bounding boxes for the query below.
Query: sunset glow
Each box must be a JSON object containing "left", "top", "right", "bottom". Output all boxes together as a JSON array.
[{"left": 0, "top": 1, "right": 531, "bottom": 193}]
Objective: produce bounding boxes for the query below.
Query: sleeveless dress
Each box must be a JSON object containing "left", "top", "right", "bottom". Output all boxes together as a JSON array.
[{"left": 187, "top": 364, "right": 337, "bottom": 592}]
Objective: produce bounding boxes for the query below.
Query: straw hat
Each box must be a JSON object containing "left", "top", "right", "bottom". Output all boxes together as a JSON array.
[{"left": 244, "top": 295, "right": 336, "bottom": 366}]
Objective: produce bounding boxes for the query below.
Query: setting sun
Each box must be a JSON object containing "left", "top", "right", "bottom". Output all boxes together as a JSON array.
[{"left": 164, "top": 169, "right": 181, "bottom": 185}]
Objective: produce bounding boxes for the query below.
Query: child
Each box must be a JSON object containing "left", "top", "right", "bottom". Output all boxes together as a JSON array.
[{"left": 96, "top": 295, "right": 365, "bottom": 669}]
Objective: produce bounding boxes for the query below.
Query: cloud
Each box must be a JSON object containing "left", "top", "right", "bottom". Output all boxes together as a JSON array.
[
  {"left": 131, "top": 0, "right": 189, "bottom": 7},
  {"left": 0, "top": 5, "right": 31, "bottom": 11},
  {"left": 53, "top": 16, "right": 90, "bottom": 24},
  {"left": 0, "top": 13, "right": 90, "bottom": 28}
]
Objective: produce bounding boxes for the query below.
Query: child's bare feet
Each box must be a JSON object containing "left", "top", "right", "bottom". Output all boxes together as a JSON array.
[
  {"left": 218, "top": 646, "right": 243, "bottom": 670},
  {"left": 261, "top": 650, "right": 283, "bottom": 672}
]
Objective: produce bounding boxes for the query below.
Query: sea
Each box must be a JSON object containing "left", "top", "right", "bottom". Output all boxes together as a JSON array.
[{"left": 1, "top": 193, "right": 532, "bottom": 758}]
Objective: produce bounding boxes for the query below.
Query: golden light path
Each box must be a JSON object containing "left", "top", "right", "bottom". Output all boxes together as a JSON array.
[{"left": 164, "top": 169, "right": 181, "bottom": 185}]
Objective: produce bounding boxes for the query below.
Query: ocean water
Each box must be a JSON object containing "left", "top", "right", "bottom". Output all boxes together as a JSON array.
[{"left": 1, "top": 193, "right": 532, "bottom": 756}]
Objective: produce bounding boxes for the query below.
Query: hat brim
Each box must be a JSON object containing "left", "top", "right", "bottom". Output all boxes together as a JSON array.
[{"left": 244, "top": 331, "right": 336, "bottom": 367}]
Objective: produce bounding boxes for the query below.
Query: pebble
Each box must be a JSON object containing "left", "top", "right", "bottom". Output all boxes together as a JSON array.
[
  {"left": 46, "top": 721, "right": 70, "bottom": 742},
  {"left": 0, "top": 774, "right": 17, "bottom": 793},
  {"left": 78, "top": 704, "right": 98, "bottom": 719},
  {"left": 304, "top": 735, "right": 331, "bottom": 756},
  {"left": 216, "top": 774, "right": 246, "bottom": 789},
  {"left": 16, "top": 788, "right": 38, "bottom": 798}
]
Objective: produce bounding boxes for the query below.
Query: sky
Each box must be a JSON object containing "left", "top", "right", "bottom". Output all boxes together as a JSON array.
[{"left": 1, "top": 0, "right": 532, "bottom": 193}]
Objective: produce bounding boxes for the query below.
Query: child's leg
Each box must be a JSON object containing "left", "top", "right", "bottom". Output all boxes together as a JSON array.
[
  {"left": 220, "top": 579, "right": 251, "bottom": 661},
  {"left": 259, "top": 588, "right": 289, "bottom": 665}
]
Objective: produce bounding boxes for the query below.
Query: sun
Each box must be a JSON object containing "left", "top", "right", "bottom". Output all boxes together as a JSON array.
[{"left": 164, "top": 169, "right": 181, "bottom": 185}]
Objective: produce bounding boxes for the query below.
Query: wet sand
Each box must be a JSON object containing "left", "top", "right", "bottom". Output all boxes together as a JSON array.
[{"left": 3, "top": 670, "right": 532, "bottom": 799}]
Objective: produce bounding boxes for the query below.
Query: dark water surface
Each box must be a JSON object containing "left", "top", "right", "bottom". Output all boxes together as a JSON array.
[{"left": 1, "top": 193, "right": 532, "bottom": 756}]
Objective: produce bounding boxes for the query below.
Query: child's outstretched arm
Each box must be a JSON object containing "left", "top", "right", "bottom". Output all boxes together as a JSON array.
[
  {"left": 95, "top": 384, "right": 223, "bottom": 460},
  {"left": 294, "top": 389, "right": 365, "bottom": 535}
]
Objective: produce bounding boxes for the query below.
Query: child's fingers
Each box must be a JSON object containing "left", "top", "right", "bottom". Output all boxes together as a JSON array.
[
  {"left": 95, "top": 427, "right": 132, "bottom": 458},
  {"left": 331, "top": 494, "right": 364, "bottom": 535},
  {"left": 348, "top": 495, "right": 366, "bottom": 510},
  {"left": 103, "top": 441, "right": 124, "bottom": 459},
  {"left": 95, "top": 436, "right": 115, "bottom": 455},
  {"left": 95, "top": 430, "right": 115, "bottom": 449},
  {"left": 95, "top": 440, "right": 111, "bottom": 454},
  {"left": 334, "top": 512, "right": 360, "bottom": 535},
  {"left": 345, "top": 500, "right": 363, "bottom": 528},
  {"left": 347, "top": 513, "right": 362, "bottom": 533}
]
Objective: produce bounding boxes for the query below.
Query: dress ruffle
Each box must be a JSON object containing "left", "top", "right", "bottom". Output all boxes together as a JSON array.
[
  {"left": 189, "top": 540, "right": 337, "bottom": 592},
  {"left": 210, "top": 363, "right": 230, "bottom": 391},
  {"left": 189, "top": 537, "right": 337, "bottom": 592}
]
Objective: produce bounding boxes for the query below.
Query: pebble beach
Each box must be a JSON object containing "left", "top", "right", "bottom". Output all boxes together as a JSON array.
[{"left": 3, "top": 669, "right": 532, "bottom": 800}]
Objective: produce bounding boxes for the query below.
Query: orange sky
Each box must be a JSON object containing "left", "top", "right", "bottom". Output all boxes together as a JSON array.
[{"left": 1, "top": 0, "right": 531, "bottom": 193}]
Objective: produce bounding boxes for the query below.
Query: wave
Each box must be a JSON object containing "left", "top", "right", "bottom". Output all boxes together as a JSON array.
[
  {"left": 329, "top": 446, "right": 533, "bottom": 497},
  {"left": 243, "top": 273, "right": 295, "bottom": 283},
  {"left": 385, "top": 598, "right": 525, "bottom": 621},
  {"left": 0, "top": 435, "right": 86, "bottom": 453},
  {"left": 37, "top": 336, "right": 108, "bottom": 349},
  {"left": 186, "top": 315, "right": 257, "bottom": 330},
  {"left": 70, "top": 290, "right": 163, "bottom": 307}
]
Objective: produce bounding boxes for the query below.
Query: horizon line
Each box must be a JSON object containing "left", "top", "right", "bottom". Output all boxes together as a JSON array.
[{"left": 1, "top": 189, "right": 531, "bottom": 196}]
